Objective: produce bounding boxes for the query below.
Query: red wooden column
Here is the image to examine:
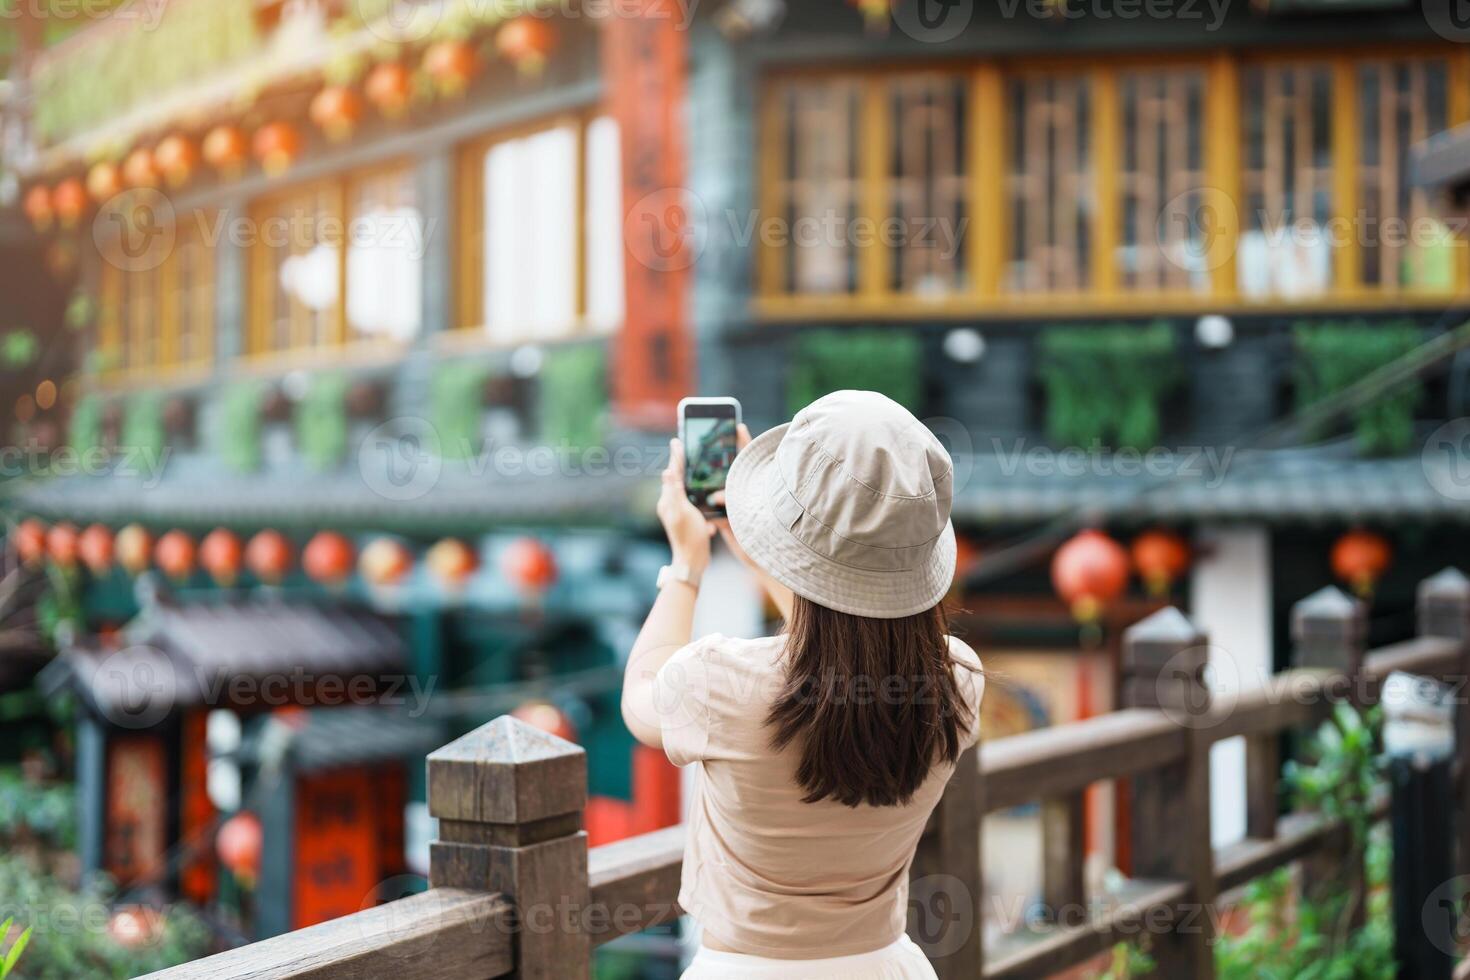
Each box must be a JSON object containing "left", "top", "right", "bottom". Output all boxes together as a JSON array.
[{"left": 603, "top": 2, "right": 695, "bottom": 429}]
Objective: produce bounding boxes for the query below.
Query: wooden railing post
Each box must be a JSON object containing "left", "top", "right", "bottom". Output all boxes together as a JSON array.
[
  {"left": 428, "top": 715, "right": 591, "bottom": 980},
  {"left": 1417, "top": 567, "right": 1470, "bottom": 880},
  {"left": 1122, "top": 607, "right": 1216, "bottom": 980},
  {"left": 1290, "top": 586, "right": 1367, "bottom": 928},
  {"left": 910, "top": 745, "right": 982, "bottom": 980}
]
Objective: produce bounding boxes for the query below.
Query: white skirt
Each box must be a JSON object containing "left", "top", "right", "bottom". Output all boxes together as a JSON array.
[{"left": 680, "top": 935, "right": 938, "bottom": 980}]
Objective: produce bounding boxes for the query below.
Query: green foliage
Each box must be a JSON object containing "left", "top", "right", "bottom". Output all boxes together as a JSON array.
[
  {"left": 1090, "top": 940, "right": 1156, "bottom": 979},
  {"left": 1037, "top": 323, "right": 1182, "bottom": 450},
  {"left": 36, "top": 562, "right": 82, "bottom": 649},
  {"left": 540, "top": 345, "right": 607, "bottom": 449},
  {"left": 64, "top": 293, "right": 95, "bottom": 332},
  {"left": 120, "top": 392, "right": 163, "bottom": 462},
  {"left": 0, "top": 769, "right": 76, "bottom": 850},
  {"left": 217, "top": 381, "right": 262, "bottom": 474},
  {"left": 30, "top": 0, "right": 261, "bottom": 145},
  {"left": 0, "top": 854, "right": 210, "bottom": 979},
  {"left": 787, "top": 329, "right": 923, "bottom": 416},
  {"left": 1, "top": 331, "right": 37, "bottom": 369},
  {"left": 1214, "top": 705, "right": 1392, "bottom": 980},
  {"left": 68, "top": 396, "right": 103, "bottom": 457},
  {"left": 430, "top": 361, "right": 489, "bottom": 460},
  {"left": 294, "top": 373, "right": 350, "bottom": 471},
  {"left": 0, "top": 917, "right": 31, "bottom": 980},
  {"left": 1293, "top": 321, "right": 1422, "bottom": 456}
]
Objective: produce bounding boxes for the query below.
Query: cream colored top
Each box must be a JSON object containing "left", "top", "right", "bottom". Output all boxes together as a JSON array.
[{"left": 653, "top": 632, "right": 984, "bottom": 958}]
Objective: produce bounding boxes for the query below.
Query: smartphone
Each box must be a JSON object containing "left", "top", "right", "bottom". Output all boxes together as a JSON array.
[{"left": 677, "top": 397, "right": 742, "bottom": 517}]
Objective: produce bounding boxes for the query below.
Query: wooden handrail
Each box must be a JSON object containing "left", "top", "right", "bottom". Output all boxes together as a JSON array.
[
  {"left": 136, "top": 888, "right": 514, "bottom": 980},
  {"left": 980, "top": 708, "right": 1186, "bottom": 812},
  {"left": 586, "top": 825, "right": 685, "bottom": 948},
  {"left": 146, "top": 568, "right": 1470, "bottom": 980}
]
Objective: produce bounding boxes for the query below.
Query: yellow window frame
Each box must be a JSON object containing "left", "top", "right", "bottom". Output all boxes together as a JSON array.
[{"left": 755, "top": 44, "right": 1470, "bottom": 321}]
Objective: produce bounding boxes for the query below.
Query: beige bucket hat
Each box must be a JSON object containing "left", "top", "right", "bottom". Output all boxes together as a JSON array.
[{"left": 725, "top": 390, "right": 956, "bottom": 619}]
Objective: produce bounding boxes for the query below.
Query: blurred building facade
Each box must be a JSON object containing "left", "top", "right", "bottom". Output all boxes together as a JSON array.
[{"left": 4, "top": 0, "right": 1470, "bottom": 943}]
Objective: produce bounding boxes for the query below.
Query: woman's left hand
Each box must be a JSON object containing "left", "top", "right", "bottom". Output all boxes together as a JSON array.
[{"left": 658, "top": 438, "right": 715, "bottom": 573}]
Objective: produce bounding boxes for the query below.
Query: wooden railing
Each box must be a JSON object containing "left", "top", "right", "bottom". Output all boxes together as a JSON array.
[{"left": 141, "top": 569, "right": 1470, "bottom": 980}]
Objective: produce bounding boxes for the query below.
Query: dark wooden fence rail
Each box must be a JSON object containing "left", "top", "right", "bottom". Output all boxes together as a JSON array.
[{"left": 142, "top": 569, "right": 1470, "bottom": 980}]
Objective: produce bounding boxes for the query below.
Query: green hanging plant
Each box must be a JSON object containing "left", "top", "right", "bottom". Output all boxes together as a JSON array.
[
  {"left": 1293, "top": 320, "right": 1423, "bottom": 456},
  {"left": 541, "top": 344, "right": 608, "bottom": 449},
  {"left": 121, "top": 392, "right": 163, "bottom": 462},
  {"left": 787, "top": 329, "right": 923, "bottom": 416},
  {"left": 430, "top": 361, "right": 490, "bottom": 460},
  {"left": 1037, "top": 323, "right": 1182, "bottom": 450},
  {"left": 68, "top": 395, "right": 103, "bottom": 456},
  {"left": 217, "top": 380, "right": 262, "bottom": 474},
  {"left": 295, "top": 373, "right": 350, "bottom": 471},
  {"left": 1, "top": 331, "right": 38, "bottom": 369},
  {"left": 63, "top": 292, "right": 95, "bottom": 332}
]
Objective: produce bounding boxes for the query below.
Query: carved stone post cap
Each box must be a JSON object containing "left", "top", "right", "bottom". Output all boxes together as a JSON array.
[
  {"left": 428, "top": 715, "right": 587, "bottom": 826},
  {"left": 1123, "top": 607, "right": 1205, "bottom": 673},
  {"left": 1419, "top": 567, "right": 1470, "bottom": 601},
  {"left": 1291, "top": 586, "right": 1364, "bottom": 635}
]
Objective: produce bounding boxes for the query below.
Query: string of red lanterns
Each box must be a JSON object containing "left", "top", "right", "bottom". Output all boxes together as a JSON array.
[{"left": 1331, "top": 528, "right": 1392, "bottom": 597}]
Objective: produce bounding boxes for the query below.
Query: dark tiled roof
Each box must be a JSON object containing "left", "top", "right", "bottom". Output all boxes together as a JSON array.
[
  {"left": 952, "top": 444, "right": 1457, "bottom": 524},
  {"left": 46, "top": 596, "right": 407, "bottom": 720},
  {"left": 239, "top": 706, "right": 444, "bottom": 772}
]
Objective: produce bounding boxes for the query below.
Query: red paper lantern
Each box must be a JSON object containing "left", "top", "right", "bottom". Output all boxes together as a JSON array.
[
  {"left": 1130, "top": 529, "right": 1191, "bottom": 596},
  {"left": 359, "top": 537, "right": 412, "bottom": 586},
  {"left": 122, "top": 147, "right": 160, "bottom": 189},
  {"left": 1331, "top": 529, "right": 1392, "bottom": 597},
  {"left": 200, "top": 528, "right": 244, "bottom": 586},
  {"left": 86, "top": 161, "right": 124, "bottom": 203},
  {"left": 364, "top": 62, "right": 412, "bottom": 118},
  {"left": 23, "top": 186, "right": 53, "bottom": 232},
  {"left": 202, "top": 125, "right": 249, "bottom": 177},
  {"left": 46, "top": 522, "right": 79, "bottom": 568},
  {"left": 245, "top": 529, "right": 294, "bottom": 585},
  {"left": 155, "top": 530, "right": 196, "bottom": 581},
  {"left": 15, "top": 519, "right": 47, "bottom": 566},
  {"left": 115, "top": 523, "right": 153, "bottom": 575},
  {"left": 252, "top": 122, "right": 302, "bottom": 177},
  {"left": 52, "top": 179, "right": 88, "bottom": 228},
  {"left": 303, "top": 531, "right": 355, "bottom": 585},
  {"left": 1051, "top": 529, "right": 1129, "bottom": 623},
  {"left": 216, "top": 811, "right": 262, "bottom": 887},
  {"left": 427, "top": 538, "right": 478, "bottom": 588},
  {"left": 79, "top": 524, "right": 114, "bottom": 575},
  {"left": 500, "top": 537, "right": 557, "bottom": 595},
  {"left": 511, "top": 700, "right": 576, "bottom": 742},
  {"left": 309, "top": 86, "right": 363, "bottom": 142},
  {"left": 154, "top": 135, "right": 199, "bottom": 187},
  {"left": 496, "top": 16, "right": 557, "bottom": 76},
  {"left": 424, "top": 40, "right": 477, "bottom": 96}
]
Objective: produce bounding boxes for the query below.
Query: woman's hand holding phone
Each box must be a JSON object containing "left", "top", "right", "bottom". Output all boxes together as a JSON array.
[{"left": 658, "top": 437, "right": 716, "bottom": 575}]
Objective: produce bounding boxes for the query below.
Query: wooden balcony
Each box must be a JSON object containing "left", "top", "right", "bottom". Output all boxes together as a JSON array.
[{"left": 140, "top": 569, "right": 1470, "bottom": 980}]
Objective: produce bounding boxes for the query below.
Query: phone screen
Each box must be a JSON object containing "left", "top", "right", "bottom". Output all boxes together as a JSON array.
[{"left": 681, "top": 404, "right": 739, "bottom": 515}]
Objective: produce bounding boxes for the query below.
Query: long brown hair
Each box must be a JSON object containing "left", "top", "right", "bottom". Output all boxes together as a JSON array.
[{"left": 766, "top": 595, "right": 976, "bottom": 808}]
